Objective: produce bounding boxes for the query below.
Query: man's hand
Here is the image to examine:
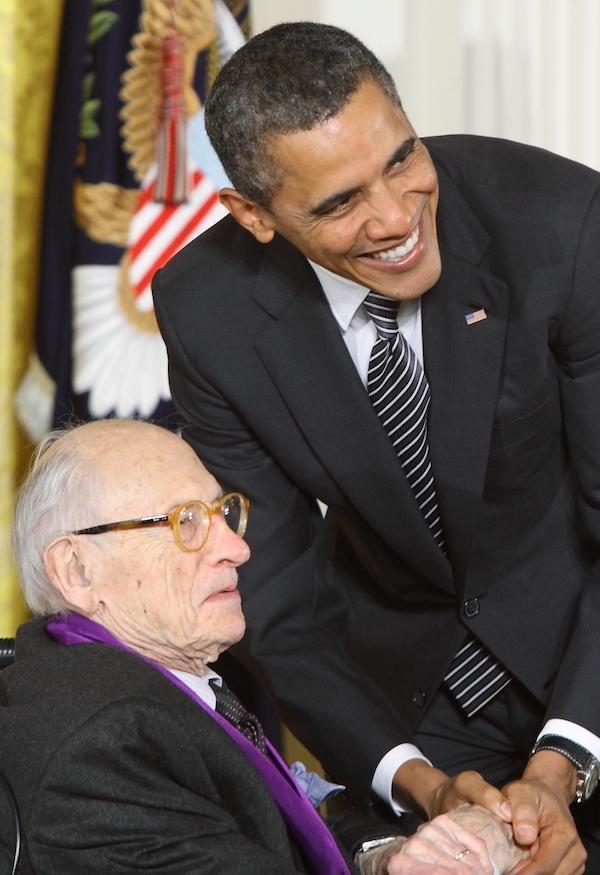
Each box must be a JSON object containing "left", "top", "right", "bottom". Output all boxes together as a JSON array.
[
  {"left": 386, "top": 813, "right": 496, "bottom": 875},
  {"left": 357, "top": 816, "right": 495, "bottom": 875},
  {"left": 392, "top": 759, "right": 511, "bottom": 825},
  {"left": 357, "top": 804, "right": 529, "bottom": 875},
  {"left": 391, "top": 753, "right": 588, "bottom": 875},
  {"left": 448, "top": 803, "right": 529, "bottom": 873},
  {"left": 501, "top": 750, "right": 587, "bottom": 875}
]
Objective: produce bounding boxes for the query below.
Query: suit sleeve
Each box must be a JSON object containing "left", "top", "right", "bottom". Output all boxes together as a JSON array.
[
  {"left": 547, "top": 185, "right": 600, "bottom": 734},
  {"left": 153, "top": 277, "right": 416, "bottom": 808},
  {"left": 27, "top": 698, "right": 306, "bottom": 874}
]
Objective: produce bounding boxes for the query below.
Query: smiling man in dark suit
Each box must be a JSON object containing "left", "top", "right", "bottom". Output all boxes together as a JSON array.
[{"left": 153, "top": 21, "right": 600, "bottom": 874}]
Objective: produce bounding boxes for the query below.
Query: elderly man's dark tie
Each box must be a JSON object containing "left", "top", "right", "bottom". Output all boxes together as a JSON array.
[
  {"left": 209, "top": 678, "right": 267, "bottom": 752},
  {"left": 363, "top": 291, "right": 510, "bottom": 717}
]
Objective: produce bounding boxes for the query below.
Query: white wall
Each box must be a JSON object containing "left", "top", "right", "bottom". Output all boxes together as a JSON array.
[{"left": 252, "top": 0, "right": 600, "bottom": 171}]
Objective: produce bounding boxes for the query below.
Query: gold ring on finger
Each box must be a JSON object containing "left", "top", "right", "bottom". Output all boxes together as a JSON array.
[{"left": 453, "top": 848, "right": 470, "bottom": 861}]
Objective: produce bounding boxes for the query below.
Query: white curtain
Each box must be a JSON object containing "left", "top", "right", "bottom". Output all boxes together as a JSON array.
[{"left": 253, "top": 0, "right": 600, "bottom": 170}]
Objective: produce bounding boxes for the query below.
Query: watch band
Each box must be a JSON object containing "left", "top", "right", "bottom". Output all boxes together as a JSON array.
[
  {"left": 354, "top": 835, "right": 402, "bottom": 858},
  {"left": 531, "top": 735, "right": 586, "bottom": 768},
  {"left": 531, "top": 735, "right": 600, "bottom": 803}
]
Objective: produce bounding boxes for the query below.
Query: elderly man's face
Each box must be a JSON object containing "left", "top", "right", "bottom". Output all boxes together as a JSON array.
[
  {"left": 64, "top": 423, "right": 250, "bottom": 670},
  {"left": 258, "top": 78, "right": 441, "bottom": 301}
]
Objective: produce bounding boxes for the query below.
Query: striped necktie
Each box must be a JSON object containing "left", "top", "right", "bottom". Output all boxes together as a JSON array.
[
  {"left": 443, "top": 635, "right": 511, "bottom": 717},
  {"left": 364, "top": 290, "right": 445, "bottom": 550},
  {"left": 363, "top": 291, "right": 510, "bottom": 717}
]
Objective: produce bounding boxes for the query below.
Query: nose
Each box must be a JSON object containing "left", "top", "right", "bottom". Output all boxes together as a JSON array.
[
  {"left": 211, "top": 515, "right": 251, "bottom": 566},
  {"left": 364, "top": 182, "right": 413, "bottom": 241}
]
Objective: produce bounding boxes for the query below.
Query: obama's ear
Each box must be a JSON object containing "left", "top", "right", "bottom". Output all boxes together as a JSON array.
[{"left": 219, "top": 187, "right": 276, "bottom": 244}]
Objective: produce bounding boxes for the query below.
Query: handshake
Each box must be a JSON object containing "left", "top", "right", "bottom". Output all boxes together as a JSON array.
[{"left": 359, "top": 803, "right": 529, "bottom": 875}]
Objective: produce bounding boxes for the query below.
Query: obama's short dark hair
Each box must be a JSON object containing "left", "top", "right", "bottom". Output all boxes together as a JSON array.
[{"left": 205, "top": 21, "right": 401, "bottom": 207}]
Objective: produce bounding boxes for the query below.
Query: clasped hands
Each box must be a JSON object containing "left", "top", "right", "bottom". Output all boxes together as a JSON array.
[
  {"left": 374, "top": 752, "right": 588, "bottom": 875},
  {"left": 358, "top": 802, "right": 528, "bottom": 875}
]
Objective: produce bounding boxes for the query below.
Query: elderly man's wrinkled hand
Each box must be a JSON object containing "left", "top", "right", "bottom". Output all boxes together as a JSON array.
[
  {"left": 386, "top": 813, "right": 495, "bottom": 875},
  {"left": 447, "top": 803, "right": 529, "bottom": 873},
  {"left": 358, "top": 804, "right": 530, "bottom": 875}
]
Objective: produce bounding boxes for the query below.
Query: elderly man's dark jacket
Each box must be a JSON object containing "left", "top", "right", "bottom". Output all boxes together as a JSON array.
[
  {"left": 0, "top": 619, "right": 336, "bottom": 874},
  {"left": 153, "top": 135, "right": 600, "bottom": 805}
]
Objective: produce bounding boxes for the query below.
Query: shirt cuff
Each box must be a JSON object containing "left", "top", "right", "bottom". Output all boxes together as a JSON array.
[
  {"left": 372, "top": 744, "right": 433, "bottom": 815},
  {"left": 537, "top": 718, "right": 600, "bottom": 761}
]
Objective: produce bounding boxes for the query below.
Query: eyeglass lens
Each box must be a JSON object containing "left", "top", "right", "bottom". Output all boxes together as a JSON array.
[
  {"left": 221, "top": 495, "right": 243, "bottom": 534},
  {"left": 176, "top": 495, "right": 243, "bottom": 549}
]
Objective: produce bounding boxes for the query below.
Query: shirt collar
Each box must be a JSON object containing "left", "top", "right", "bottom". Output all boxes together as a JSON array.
[
  {"left": 308, "top": 260, "right": 369, "bottom": 332},
  {"left": 168, "top": 666, "right": 222, "bottom": 707},
  {"left": 308, "top": 259, "right": 421, "bottom": 336}
]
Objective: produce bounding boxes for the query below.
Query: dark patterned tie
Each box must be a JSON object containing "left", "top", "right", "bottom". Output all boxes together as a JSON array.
[
  {"left": 209, "top": 678, "right": 267, "bottom": 752},
  {"left": 363, "top": 291, "right": 510, "bottom": 717}
]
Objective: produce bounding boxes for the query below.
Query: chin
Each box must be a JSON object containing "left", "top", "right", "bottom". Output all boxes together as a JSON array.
[{"left": 223, "top": 615, "right": 247, "bottom": 647}]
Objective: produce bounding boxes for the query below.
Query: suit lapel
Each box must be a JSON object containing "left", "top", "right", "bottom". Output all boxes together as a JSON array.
[
  {"left": 424, "top": 168, "right": 510, "bottom": 590},
  {"left": 253, "top": 241, "right": 452, "bottom": 590}
]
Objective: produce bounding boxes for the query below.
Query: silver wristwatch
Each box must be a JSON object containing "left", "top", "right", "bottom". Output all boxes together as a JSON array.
[
  {"left": 354, "top": 835, "right": 401, "bottom": 860},
  {"left": 531, "top": 735, "right": 600, "bottom": 803}
]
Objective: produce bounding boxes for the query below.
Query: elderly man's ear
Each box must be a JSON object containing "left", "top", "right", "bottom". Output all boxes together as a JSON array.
[
  {"left": 43, "top": 537, "right": 99, "bottom": 613},
  {"left": 219, "top": 187, "right": 276, "bottom": 244}
]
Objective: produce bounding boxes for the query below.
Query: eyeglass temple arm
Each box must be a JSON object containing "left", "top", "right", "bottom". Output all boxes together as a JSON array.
[{"left": 74, "top": 515, "right": 170, "bottom": 536}]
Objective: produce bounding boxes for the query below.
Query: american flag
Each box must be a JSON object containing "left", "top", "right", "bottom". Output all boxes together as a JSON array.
[
  {"left": 128, "top": 161, "right": 226, "bottom": 313},
  {"left": 465, "top": 308, "right": 487, "bottom": 325},
  {"left": 16, "top": 0, "right": 250, "bottom": 437}
]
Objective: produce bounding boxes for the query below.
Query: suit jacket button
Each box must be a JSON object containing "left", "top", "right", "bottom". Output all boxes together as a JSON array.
[
  {"left": 464, "top": 597, "right": 480, "bottom": 618},
  {"left": 412, "top": 689, "right": 427, "bottom": 708}
]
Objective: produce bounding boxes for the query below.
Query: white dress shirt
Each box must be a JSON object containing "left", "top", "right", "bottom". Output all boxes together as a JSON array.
[
  {"left": 309, "top": 259, "right": 600, "bottom": 815},
  {"left": 169, "top": 666, "right": 223, "bottom": 707}
]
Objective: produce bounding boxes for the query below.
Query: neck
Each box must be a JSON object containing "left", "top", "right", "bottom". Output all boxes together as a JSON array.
[{"left": 87, "top": 609, "right": 210, "bottom": 677}]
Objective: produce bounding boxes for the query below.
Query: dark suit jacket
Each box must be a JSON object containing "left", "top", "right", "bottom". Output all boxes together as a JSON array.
[
  {"left": 153, "top": 135, "right": 600, "bottom": 807},
  {"left": 0, "top": 619, "right": 323, "bottom": 874}
]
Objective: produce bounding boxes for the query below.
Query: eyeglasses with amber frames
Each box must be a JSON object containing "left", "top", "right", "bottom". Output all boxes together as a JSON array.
[{"left": 66, "top": 493, "right": 249, "bottom": 553}]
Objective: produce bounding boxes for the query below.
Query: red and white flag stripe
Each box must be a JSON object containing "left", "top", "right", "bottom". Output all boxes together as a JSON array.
[{"left": 128, "top": 161, "right": 227, "bottom": 312}]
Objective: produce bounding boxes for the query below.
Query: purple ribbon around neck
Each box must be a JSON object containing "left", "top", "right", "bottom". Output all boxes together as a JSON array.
[{"left": 45, "top": 612, "right": 350, "bottom": 875}]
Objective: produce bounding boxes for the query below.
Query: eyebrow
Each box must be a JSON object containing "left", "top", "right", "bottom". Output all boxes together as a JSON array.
[
  {"left": 387, "top": 137, "right": 417, "bottom": 169},
  {"left": 310, "top": 185, "right": 362, "bottom": 218},
  {"left": 165, "top": 488, "right": 224, "bottom": 514},
  {"left": 309, "top": 137, "right": 417, "bottom": 218}
]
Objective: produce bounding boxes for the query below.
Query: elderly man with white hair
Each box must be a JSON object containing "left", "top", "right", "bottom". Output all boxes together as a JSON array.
[{"left": 1, "top": 419, "right": 526, "bottom": 874}]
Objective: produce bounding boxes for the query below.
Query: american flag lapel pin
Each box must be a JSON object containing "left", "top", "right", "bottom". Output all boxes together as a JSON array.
[{"left": 465, "top": 308, "right": 487, "bottom": 326}]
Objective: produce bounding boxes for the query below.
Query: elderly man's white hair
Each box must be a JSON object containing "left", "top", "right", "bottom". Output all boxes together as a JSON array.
[{"left": 12, "top": 425, "right": 102, "bottom": 616}]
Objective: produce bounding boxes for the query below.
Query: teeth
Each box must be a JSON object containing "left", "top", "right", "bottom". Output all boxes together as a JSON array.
[{"left": 371, "top": 226, "right": 419, "bottom": 261}]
